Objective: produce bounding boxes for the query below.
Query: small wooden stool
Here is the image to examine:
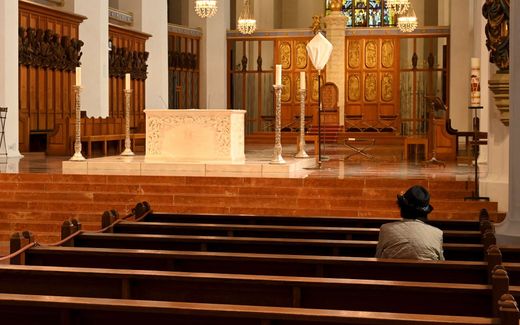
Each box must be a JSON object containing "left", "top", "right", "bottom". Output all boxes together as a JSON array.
[{"left": 403, "top": 137, "right": 428, "bottom": 161}]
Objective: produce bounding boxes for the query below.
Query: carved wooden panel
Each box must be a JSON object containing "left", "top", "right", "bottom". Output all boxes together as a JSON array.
[
  {"left": 365, "top": 41, "right": 377, "bottom": 69},
  {"left": 348, "top": 40, "right": 361, "bottom": 69},
  {"left": 281, "top": 75, "right": 291, "bottom": 102},
  {"left": 381, "top": 40, "right": 394, "bottom": 68},
  {"left": 274, "top": 39, "right": 323, "bottom": 127},
  {"left": 18, "top": 1, "right": 86, "bottom": 153},
  {"left": 381, "top": 73, "right": 393, "bottom": 102},
  {"left": 345, "top": 37, "right": 400, "bottom": 132},
  {"left": 279, "top": 42, "right": 291, "bottom": 69},
  {"left": 348, "top": 74, "right": 361, "bottom": 101},
  {"left": 295, "top": 42, "right": 308, "bottom": 69},
  {"left": 365, "top": 73, "right": 377, "bottom": 102}
]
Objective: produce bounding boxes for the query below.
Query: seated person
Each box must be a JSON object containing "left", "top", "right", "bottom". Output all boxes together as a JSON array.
[{"left": 375, "top": 185, "right": 444, "bottom": 260}]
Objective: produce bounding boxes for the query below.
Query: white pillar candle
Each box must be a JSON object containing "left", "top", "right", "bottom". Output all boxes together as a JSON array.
[
  {"left": 275, "top": 64, "right": 282, "bottom": 86},
  {"left": 75, "top": 67, "right": 81, "bottom": 87},
  {"left": 470, "top": 57, "right": 481, "bottom": 107},
  {"left": 300, "top": 71, "right": 306, "bottom": 90},
  {"left": 125, "top": 73, "right": 131, "bottom": 91}
]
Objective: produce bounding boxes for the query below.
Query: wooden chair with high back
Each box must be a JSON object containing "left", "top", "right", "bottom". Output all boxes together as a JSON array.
[{"left": 319, "top": 82, "right": 340, "bottom": 126}]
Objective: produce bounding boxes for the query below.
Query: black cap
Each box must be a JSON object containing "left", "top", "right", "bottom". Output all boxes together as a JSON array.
[{"left": 397, "top": 185, "right": 433, "bottom": 215}]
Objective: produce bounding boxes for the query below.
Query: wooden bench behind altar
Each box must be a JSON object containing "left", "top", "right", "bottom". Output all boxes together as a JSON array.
[{"left": 47, "top": 116, "right": 145, "bottom": 157}]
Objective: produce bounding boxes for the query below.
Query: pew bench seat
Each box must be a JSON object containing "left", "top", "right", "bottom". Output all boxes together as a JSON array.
[
  {"left": 0, "top": 293, "right": 500, "bottom": 325},
  {"left": 0, "top": 264, "right": 499, "bottom": 317},
  {"left": 22, "top": 246, "right": 492, "bottom": 284}
]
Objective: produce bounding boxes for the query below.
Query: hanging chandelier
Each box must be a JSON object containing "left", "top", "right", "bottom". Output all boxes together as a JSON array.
[
  {"left": 386, "top": 0, "right": 410, "bottom": 15},
  {"left": 194, "top": 0, "right": 218, "bottom": 19},
  {"left": 237, "top": 0, "right": 256, "bottom": 35},
  {"left": 397, "top": 6, "right": 418, "bottom": 33}
]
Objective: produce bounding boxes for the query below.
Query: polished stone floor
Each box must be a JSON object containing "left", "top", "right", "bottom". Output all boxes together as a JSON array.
[{"left": 0, "top": 143, "right": 479, "bottom": 181}]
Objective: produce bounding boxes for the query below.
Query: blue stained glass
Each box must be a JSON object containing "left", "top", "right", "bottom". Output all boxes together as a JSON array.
[{"left": 326, "top": 0, "right": 392, "bottom": 28}]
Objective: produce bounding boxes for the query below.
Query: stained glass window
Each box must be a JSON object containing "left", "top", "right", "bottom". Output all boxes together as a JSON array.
[{"left": 325, "top": 0, "right": 396, "bottom": 27}]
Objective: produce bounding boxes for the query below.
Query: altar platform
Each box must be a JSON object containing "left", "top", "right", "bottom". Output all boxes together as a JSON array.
[{"left": 61, "top": 146, "right": 317, "bottom": 178}]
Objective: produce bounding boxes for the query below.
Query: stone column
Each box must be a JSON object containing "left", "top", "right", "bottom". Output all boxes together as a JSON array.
[
  {"left": 121, "top": 0, "right": 169, "bottom": 109},
  {"left": 449, "top": 0, "right": 472, "bottom": 131},
  {"left": 495, "top": 0, "right": 519, "bottom": 245},
  {"left": 323, "top": 10, "right": 346, "bottom": 125},
  {"left": 0, "top": 0, "right": 22, "bottom": 157},
  {"left": 74, "top": 0, "right": 110, "bottom": 117},
  {"left": 189, "top": 0, "right": 230, "bottom": 109}
]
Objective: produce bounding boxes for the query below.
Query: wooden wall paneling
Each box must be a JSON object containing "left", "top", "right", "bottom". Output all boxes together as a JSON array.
[
  {"left": 169, "top": 29, "right": 201, "bottom": 109},
  {"left": 19, "top": 0, "right": 86, "bottom": 153},
  {"left": 344, "top": 36, "right": 400, "bottom": 133},
  {"left": 108, "top": 24, "right": 150, "bottom": 130}
]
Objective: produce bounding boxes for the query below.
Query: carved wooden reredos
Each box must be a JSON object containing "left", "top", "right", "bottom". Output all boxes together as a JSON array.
[
  {"left": 109, "top": 25, "right": 150, "bottom": 129},
  {"left": 19, "top": 27, "right": 84, "bottom": 71},
  {"left": 19, "top": 1, "right": 150, "bottom": 155},
  {"left": 18, "top": 0, "right": 86, "bottom": 153}
]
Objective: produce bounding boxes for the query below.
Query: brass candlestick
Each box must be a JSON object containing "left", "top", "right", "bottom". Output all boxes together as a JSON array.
[
  {"left": 69, "top": 85, "right": 85, "bottom": 161},
  {"left": 295, "top": 89, "right": 309, "bottom": 158},
  {"left": 121, "top": 89, "right": 135, "bottom": 156},
  {"left": 270, "top": 85, "right": 286, "bottom": 164}
]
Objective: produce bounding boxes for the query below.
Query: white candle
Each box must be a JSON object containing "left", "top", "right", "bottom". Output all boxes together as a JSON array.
[
  {"left": 275, "top": 64, "right": 282, "bottom": 86},
  {"left": 125, "top": 73, "right": 131, "bottom": 91},
  {"left": 75, "top": 67, "right": 81, "bottom": 87},
  {"left": 300, "top": 71, "right": 306, "bottom": 90},
  {"left": 471, "top": 57, "right": 481, "bottom": 69},
  {"left": 470, "top": 57, "right": 481, "bottom": 107}
]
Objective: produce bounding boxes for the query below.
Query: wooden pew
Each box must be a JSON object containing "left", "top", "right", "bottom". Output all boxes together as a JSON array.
[
  {"left": 21, "top": 246, "right": 493, "bottom": 284},
  {"left": 136, "top": 211, "right": 482, "bottom": 232},
  {"left": 0, "top": 264, "right": 508, "bottom": 317},
  {"left": 68, "top": 232, "right": 487, "bottom": 261},
  {"left": 113, "top": 220, "right": 482, "bottom": 244},
  {"left": 0, "top": 293, "right": 504, "bottom": 325}
]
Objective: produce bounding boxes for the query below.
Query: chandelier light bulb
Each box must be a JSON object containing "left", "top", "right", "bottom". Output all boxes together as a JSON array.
[
  {"left": 397, "top": 6, "right": 418, "bottom": 33},
  {"left": 194, "top": 0, "right": 218, "bottom": 19},
  {"left": 237, "top": 0, "right": 256, "bottom": 35},
  {"left": 386, "top": 0, "right": 410, "bottom": 15}
]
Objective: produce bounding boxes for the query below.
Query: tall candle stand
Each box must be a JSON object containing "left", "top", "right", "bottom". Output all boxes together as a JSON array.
[
  {"left": 121, "top": 89, "right": 135, "bottom": 156},
  {"left": 295, "top": 89, "right": 309, "bottom": 158},
  {"left": 270, "top": 85, "right": 285, "bottom": 164},
  {"left": 69, "top": 85, "right": 85, "bottom": 161}
]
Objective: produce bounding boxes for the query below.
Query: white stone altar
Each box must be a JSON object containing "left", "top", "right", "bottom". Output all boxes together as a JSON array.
[{"left": 144, "top": 109, "right": 246, "bottom": 162}]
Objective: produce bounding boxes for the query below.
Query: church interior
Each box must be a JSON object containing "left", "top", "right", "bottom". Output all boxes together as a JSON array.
[{"left": 0, "top": 0, "right": 519, "bottom": 323}]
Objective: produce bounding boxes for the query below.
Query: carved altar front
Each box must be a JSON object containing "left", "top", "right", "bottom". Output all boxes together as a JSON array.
[{"left": 145, "top": 109, "right": 246, "bottom": 162}]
